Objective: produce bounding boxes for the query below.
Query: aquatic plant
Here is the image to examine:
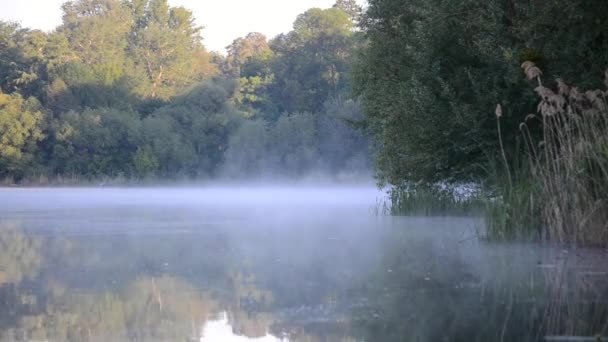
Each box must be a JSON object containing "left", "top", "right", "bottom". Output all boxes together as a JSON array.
[{"left": 493, "top": 63, "right": 608, "bottom": 246}]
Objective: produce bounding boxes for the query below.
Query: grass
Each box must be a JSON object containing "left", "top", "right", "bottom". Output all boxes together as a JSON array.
[
  {"left": 385, "top": 185, "right": 486, "bottom": 217},
  {"left": 484, "top": 168, "right": 543, "bottom": 241}
]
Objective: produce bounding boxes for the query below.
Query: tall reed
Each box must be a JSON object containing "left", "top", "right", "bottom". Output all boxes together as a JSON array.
[{"left": 519, "top": 62, "right": 608, "bottom": 246}]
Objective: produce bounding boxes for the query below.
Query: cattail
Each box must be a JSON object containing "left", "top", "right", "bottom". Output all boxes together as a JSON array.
[
  {"left": 534, "top": 86, "right": 567, "bottom": 116},
  {"left": 495, "top": 104, "right": 503, "bottom": 118},
  {"left": 538, "top": 101, "right": 549, "bottom": 116},
  {"left": 583, "top": 108, "right": 599, "bottom": 117},
  {"left": 522, "top": 61, "right": 542, "bottom": 81},
  {"left": 569, "top": 87, "right": 586, "bottom": 112},
  {"left": 585, "top": 89, "right": 605, "bottom": 109},
  {"left": 556, "top": 78, "right": 570, "bottom": 96},
  {"left": 521, "top": 61, "right": 535, "bottom": 71},
  {"left": 569, "top": 87, "right": 584, "bottom": 102},
  {"left": 535, "top": 86, "right": 554, "bottom": 101}
]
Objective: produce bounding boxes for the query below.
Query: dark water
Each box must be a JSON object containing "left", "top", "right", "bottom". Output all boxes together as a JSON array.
[{"left": 0, "top": 187, "right": 606, "bottom": 342}]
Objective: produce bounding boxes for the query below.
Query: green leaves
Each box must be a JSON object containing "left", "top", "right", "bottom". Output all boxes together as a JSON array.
[
  {"left": 128, "top": 0, "right": 206, "bottom": 99},
  {"left": 0, "top": 92, "right": 45, "bottom": 176},
  {"left": 355, "top": 0, "right": 537, "bottom": 186},
  {"left": 0, "top": 0, "right": 371, "bottom": 181}
]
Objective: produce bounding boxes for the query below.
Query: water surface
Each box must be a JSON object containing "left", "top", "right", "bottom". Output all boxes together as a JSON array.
[{"left": 0, "top": 187, "right": 606, "bottom": 341}]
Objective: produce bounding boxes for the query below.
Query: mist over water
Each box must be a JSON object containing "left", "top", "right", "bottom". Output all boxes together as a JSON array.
[{"left": 0, "top": 186, "right": 606, "bottom": 341}]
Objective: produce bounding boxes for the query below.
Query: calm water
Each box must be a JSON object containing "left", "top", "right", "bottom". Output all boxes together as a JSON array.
[{"left": 0, "top": 187, "right": 606, "bottom": 342}]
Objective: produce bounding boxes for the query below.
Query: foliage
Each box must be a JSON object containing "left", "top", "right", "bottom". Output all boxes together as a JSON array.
[
  {"left": 128, "top": 0, "right": 209, "bottom": 99},
  {"left": 353, "top": 0, "right": 608, "bottom": 187},
  {"left": 354, "top": 0, "right": 608, "bottom": 245},
  {"left": 222, "top": 101, "right": 370, "bottom": 180},
  {"left": 0, "top": 92, "right": 45, "bottom": 176},
  {"left": 142, "top": 81, "right": 241, "bottom": 177},
  {"left": 49, "top": 108, "right": 140, "bottom": 177},
  {"left": 266, "top": 7, "right": 359, "bottom": 115},
  {"left": 0, "top": 0, "right": 370, "bottom": 181}
]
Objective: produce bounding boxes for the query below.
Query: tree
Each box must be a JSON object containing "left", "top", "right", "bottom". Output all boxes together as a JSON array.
[
  {"left": 332, "top": 0, "right": 362, "bottom": 25},
  {"left": 353, "top": 0, "right": 542, "bottom": 187},
  {"left": 0, "top": 0, "right": 371, "bottom": 181},
  {"left": 267, "top": 7, "right": 356, "bottom": 114},
  {"left": 128, "top": 0, "right": 207, "bottom": 99},
  {"left": 49, "top": 108, "right": 140, "bottom": 176},
  {"left": 0, "top": 91, "right": 45, "bottom": 176},
  {"left": 60, "top": 0, "right": 132, "bottom": 85},
  {"left": 141, "top": 80, "right": 241, "bottom": 177},
  {"left": 226, "top": 32, "right": 271, "bottom": 77},
  {"left": 0, "top": 22, "right": 50, "bottom": 98}
]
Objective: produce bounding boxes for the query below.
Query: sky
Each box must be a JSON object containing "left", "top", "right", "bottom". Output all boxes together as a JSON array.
[{"left": 0, "top": 0, "right": 363, "bottom": 53}]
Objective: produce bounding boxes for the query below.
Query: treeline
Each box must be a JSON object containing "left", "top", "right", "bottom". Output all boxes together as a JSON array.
[
  {"left": 354, "top": 0, "right": 608, "bottom": 244},
  {"left": 0, "top": 0, "right": 369, "bottom": 182}
]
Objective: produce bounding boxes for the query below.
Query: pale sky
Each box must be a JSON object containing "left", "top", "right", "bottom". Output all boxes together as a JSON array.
[{"left": 0, "top": 0, "right": 364, "bottom": 53}]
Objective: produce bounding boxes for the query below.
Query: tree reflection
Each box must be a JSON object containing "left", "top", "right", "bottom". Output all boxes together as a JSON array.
[
  {"left": 2, "top": 219, "right": 604, "bottom": 341},
  {"left": 0, "top": 223, "right": 42, "bottom": 285},
  {"left": 350, "top": 232, "right": 608, "bottom": 341},
  {"left": 1, "top": 275, "right": 218, "bottom": 341}
]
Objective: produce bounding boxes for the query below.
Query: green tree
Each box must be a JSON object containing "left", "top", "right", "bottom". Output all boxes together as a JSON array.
[
  {"left": 226, "top": 33, "right": 275, "bottom": 117},
  {"left": 60, "top": 0, "right": 133, "bottom": 85},
  {"left": 353, "top": 0, "right": 524, "bottom": 187},
  {"left": 0, "top": 22, "right": 50, "bottom": 98},
  {"left": 141, "top": 80, "right": 241, "bottom": 177},
  {"left": 226, "top": 32, "right": 272, "bottom": 77},
  {"left": 0, "top": 91, "right": 45, "bottom": 176},
  {"left": 128, "top": 0, "right": 207, "bottom": 99},
  {"left": 354, "top": 0, "right": 608, "bottom": 190},
  {"left": 267, "top": 7, "right": 356, "bottom": 114},
  {"left": 49, "top": 108, "right": 140, "bottom": 176},
  {"left": 333, "top": 0, "right": 363, "bottom": 25}
]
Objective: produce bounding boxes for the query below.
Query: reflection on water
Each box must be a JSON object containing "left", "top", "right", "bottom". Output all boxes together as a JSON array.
[
  {"left": 0, "top": 187, "right": 606, "bottom": 342},
  {"left": 202, "top": 313, "right": 285, "bottom": 342}
]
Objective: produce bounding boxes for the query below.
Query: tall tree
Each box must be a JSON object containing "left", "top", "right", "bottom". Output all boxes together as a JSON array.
[
  {"left": 128, "top": 0, "right": 207, "bottom": 99},
  {"left": 0, "top": 23, "right": 50, "bottom": 98},
  {"left": 226, "top": 32, "right": 271, "bottom": 77},
  {"left": 267, "top": 7, "right": 355, "bottom": 114},
  {"left": 60, "top": 0, "right": 132, "bottom": 85},
  {"left": 333, "top": 0, "right": 362, "bottom": 25}
]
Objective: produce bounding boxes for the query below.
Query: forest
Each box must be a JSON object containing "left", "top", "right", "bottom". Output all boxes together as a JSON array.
[
  {"left": 2, "top": 0, "right": 608, "bottom": 245},
  {"left": 0, "top": 0, "right": 369, "bottom": 182}
]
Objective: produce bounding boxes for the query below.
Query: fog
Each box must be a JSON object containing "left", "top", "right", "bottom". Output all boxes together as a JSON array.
[{"left": 0, "top": 186, "right": 606, "bottom": 341}]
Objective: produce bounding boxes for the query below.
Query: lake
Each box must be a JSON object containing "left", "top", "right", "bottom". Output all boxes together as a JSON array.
[{"left": 0, "top": 187, "right": 606, "bottom": 341}]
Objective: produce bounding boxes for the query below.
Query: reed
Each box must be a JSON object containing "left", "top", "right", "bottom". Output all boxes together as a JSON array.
[
  {"left": 515, "top": 62, "right": 608, "bottom": 246},
  {"left": 388, "top": 185, "right": 485, "bottom": 217}
]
